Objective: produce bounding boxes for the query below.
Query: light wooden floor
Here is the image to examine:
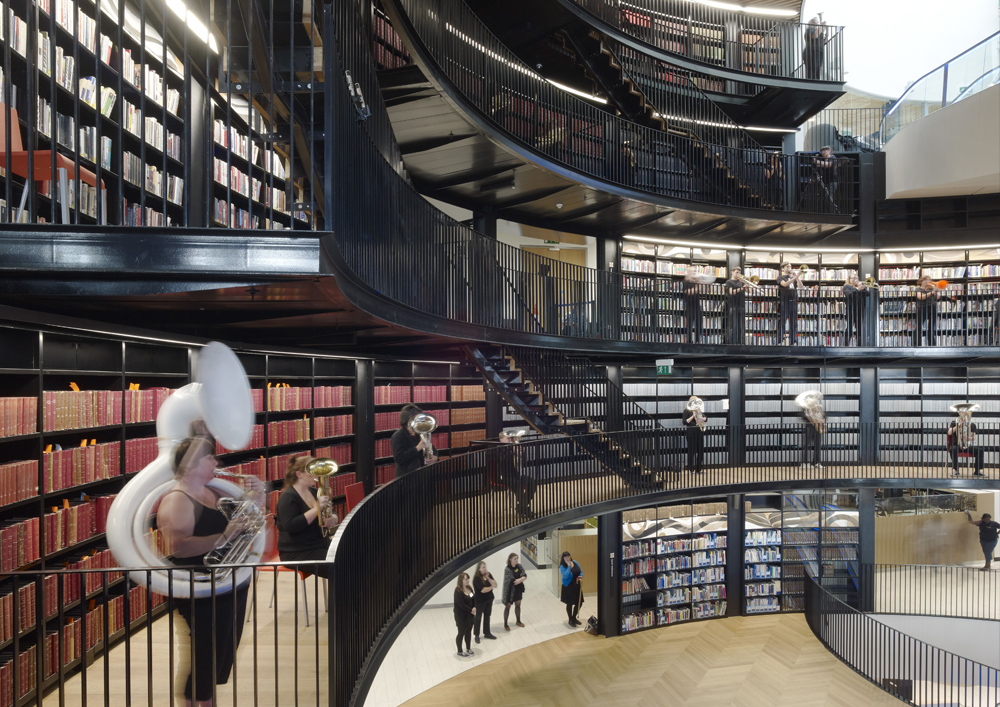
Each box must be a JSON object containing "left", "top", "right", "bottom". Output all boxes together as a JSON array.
[{"left": 400, "top": 613, "right": 902, "bottom": 707}]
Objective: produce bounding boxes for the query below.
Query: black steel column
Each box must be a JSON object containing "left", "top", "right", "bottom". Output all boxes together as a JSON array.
[
  {"left": 859, "top": 367, "right": 877, "bottom": 465},
  {"left": 596, "top": 235, "right": 621, "bottom": 341},
  {"left": 355, "top": 359, "right": 375, "bottom": 493},
  {"left": 858, "top": 488, "right": 876, "bottom": 612},
  {"left": 606, "top": 364, "right": 623, "bottom": 433},
  {"left": 485, "top": 386, "right": 503, "bottom": 438},
  {"left": 597, "top": 511, "right": 621, "bottom": 636},
  {"left": 726, "top": 494, "right": 744, "bottom": 617},
  {"left": 728, "top": 367, "right": 745, "bottom": 465}
]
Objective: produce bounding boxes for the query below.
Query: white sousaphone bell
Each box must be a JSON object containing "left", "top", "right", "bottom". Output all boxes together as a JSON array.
[
  {"left": 794, "top": 390, "right": 826, "bottom": 433},
  {"left": 106, "top": 342, "right": 264, "bottom": 598}
]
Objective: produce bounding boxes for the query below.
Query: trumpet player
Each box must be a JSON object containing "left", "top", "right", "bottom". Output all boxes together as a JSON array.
[
  {"left": 724, "top": 267, "right": 748, "bottom": 344},
  {"left": 683, "top": 268, "right": 705, "bottom": 344},
  {"left": 915, "top": 275, "right": 940, "bottom": 346},
  {"left": 778, "top": 262, "right": 802, "bottom": 345},
  {"left": 842, "top": 273, "right": 870, "bottom": 346},
  {"left": 392, "top": 403, "right": 438, "bottom": 477},
  {"left": 157, "top": 434, "right": 252, "bottom": 706},
  {"left": 276, "top": 455, "right": 338, "bottom": 578},
  {"left": 683, "top": 396, "right": 706, "bottom": 474}
]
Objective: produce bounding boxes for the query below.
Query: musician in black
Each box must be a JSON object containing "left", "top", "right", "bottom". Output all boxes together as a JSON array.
[
  {"left": 724, "top": 268, "right": 748, "bottom": 344},
  {"left": 914, "top": 275, "right": 940, "bottom": 346},
  {"left": 948, "top": 412, "right": 984, "bottom": 477},
  {"left": 800, "top": 409, "right": 824, "bottom": 469},
  {"left": 683, "top": 269, "right": 704, "bottom": 344},
  {"left": 683, "top": 396, "right": 706, "bottom": 474},
  {"left": 842, "top": 273, "right": 870, "bottom": 346},
  {"left": 777, "top": 263, "right": 802, "bottom": 345},
  {"left": 390, "top": 403, "right": 437, "bottom": 478}
]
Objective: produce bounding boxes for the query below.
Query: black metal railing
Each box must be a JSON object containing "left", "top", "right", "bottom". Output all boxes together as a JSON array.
[
  {"left": 806, "top": 573, "right": 1000, "bottom": 706},
  {"left": 566, "top": 0, "right": 845, "bottom": 82},
  {"left": 864, "top": 564, "right": 1000, "bottom": 621},
  {"left": 330, "top": 422, "right": 998, "bottom": 705},
  {"left": 802, "top": 107, "right": 888, "bottom": 153},
  {"left": 383, "top": 0, "right": 856, "bottom": 215},
  {"left": 1, "top": 562, "right": 330, "bottom": 706}
]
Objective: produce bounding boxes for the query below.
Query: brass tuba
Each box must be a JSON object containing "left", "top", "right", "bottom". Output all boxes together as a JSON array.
[
  {"left": 794, "top": 390, "right": 826, "bottom": 433},
  {"left": 949, "top": 403, "right": 980, "bottom": 449},
  {"left": 106, "top": 342, "right": 264, "bottom": 598},
  {"left": 408, "top": 412, "right": 439, "bottom": 460},
  {"left": 686, "top": 396, "right": 707, "bottom": 431},
  {"left": 306, "top": 457, "right": 340, "bottom": 537}
]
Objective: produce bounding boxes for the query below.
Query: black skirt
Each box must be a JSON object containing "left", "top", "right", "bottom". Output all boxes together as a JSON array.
[{"left": 560, "top": 580, "right": 582, "bottom": 607}]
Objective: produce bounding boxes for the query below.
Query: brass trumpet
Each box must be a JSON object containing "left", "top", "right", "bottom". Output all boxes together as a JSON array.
[
  {"left": 863, "top": 276, "right": 881, "bottom": 290},
  {"left": 306, "top": 457, "right": 340, "bottom": 537},
  {"left": 735, "top": 273, "right": 761, "bottom": 290}
]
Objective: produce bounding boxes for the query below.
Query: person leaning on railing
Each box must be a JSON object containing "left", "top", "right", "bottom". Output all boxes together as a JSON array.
[
  {"left": 391, "top": 403, "right": 437, "bottom": 477},
  {"left": 156, "top": 435, "right": 252, "bottom": 707},
  {"left": 275, "top": 454, "right": 338, "bottom": 579},
  {"left": 966, "top": 512, "right": 1000, "bottom": 571}
]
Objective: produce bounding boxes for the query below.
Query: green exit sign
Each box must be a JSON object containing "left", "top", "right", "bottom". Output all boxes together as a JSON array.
[{"left": 656, "top": 358, "right": 673, "bottom": 375}]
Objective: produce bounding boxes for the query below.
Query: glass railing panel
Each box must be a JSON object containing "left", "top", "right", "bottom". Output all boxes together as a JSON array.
[{"left": 945, "top": 33, "right": 1000, "bottom": 104}]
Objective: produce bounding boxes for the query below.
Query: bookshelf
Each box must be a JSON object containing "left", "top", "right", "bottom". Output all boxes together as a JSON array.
[
  {"left": 743, "top": 492, "right": 860, "bottom": 614},
  {"left": 620, "top": 501, "right": 728, "bottom": 634},
  {"left": 372, "top": 360, "right": 486, "bottom": 485},
  {"left": 877, "top": 248, "right": 1000, "bottom": 346},
  {"left": 619, "top": 242, "right": 728, "bottom": 344},
  {"left": 743, "top": 250, "right": 860, "bottom": 347},
  {"left": 520, "top": 532, "right": 549, "bottom": 569}
]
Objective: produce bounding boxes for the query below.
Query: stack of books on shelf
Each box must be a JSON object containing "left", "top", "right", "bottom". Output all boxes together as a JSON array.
[
  {"left": 43, "top": 390, "right": 123, "bottom": 431},
  {"left": 375, "top": 385, "right": 411, "bottom": 405},
  {"left": 267, "top": 386, "right": 313, "bottom": 411},
  {"left": 0, "top": 460, "right": 38, "bottom": 506},
  {"left": 267, "top": 418, "right": 310, "bottom": 446},
  {"left": 413, "top": 385, "right": 447, "bottom": 403},
  {"left": 314, "top": 386, "right": 352, "bottom": 407},
  {"left": 124, "top": 437, "right": 157, "bottom": 473},
  {"left": 0, "top": 397, "right": 37, "bottom": 437},
  {"left": 314, "top": 414, "right": 353, "bottom": 438},
  {"left": 216, "top": 424, "right": 265, "bottom": 454},
  {"left": 124, "top": 387, "right": 174, "bottom": 424},
  {"left": 451, "top": 385, "right": 485, "bottom": 401},
  {"left": 452, "top": 407, "right": 485, "bottom": 425},
  {"left": 43, "top": 441, "right": 121, "bottom": 492},
  {"left": 373, "top": 412, "right": 397, "bottom": 432},
  {"left": 315, "top": 444, "right": 352, "bottom": 466},
  {"left": 0, "top": 517, "right": 40, "bottom": 572}
]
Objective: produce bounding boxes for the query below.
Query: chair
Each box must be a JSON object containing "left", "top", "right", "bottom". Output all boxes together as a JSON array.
[
  {"left": 345, "top": 482, "right": 365, "bottom": 513},
  {"left": 250, "top": 515, "right": 325, "bottom": 628},
  {"left": 0, "top": 104, "right": 106, "bottom": 223}
]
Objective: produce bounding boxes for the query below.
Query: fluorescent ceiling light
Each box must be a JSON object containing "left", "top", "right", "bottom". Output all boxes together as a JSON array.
[
  {"left": 880, "top": 244, "right": 1000, "bottom": 252},
  {"left": 682, "top": 0, "right": 798, "bottom": 17}
]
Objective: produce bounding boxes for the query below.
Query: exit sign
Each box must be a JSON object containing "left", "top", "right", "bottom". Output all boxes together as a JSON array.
[{"left": 656, "top": 359, "right": 673, "bottom": 375}]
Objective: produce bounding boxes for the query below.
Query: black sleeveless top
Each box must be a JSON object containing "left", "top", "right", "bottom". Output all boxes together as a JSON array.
[{"left": 165, "top": 489, "right": 228, "bottom": 567}]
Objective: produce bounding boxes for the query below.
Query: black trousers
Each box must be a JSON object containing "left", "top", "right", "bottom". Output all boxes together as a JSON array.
[
  {"left": 474, "top": 600, "right": 493, "bottom": 637},
  {"left": 278, "top": 545, "right": 335, "bottom": 580},
  {"left": 950, "top": 445, "right": 985, "bottom": 473},
  {"left": 685, "top": 301, "right": 703, "bottom": 343},
  {"left": 802, "top": 426, "right": 822, "bottom": 465},
  {"left": 175, "top": 584, "right": 250, "bottom": 701},
  {"left": 916, "top": 305, "right": 937, "bottom": 345},
  {"left": 845, "top": 303, "right": 864, "bottom": 345},
  {"left": 779, "top": 299, "right": 798, "bottom": 342},
  {"left": 455, "top": 619, "right": 472, "bottom": 652},
  {"left": 727, "top": 304, "right": 744, "bottom": 344},
  {"left": 686, "top": 429, "right": 704, "bottom": 472}
]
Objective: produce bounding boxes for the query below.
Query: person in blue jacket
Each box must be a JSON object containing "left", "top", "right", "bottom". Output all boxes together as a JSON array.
[{"left": 559, "top": 551, "right": 583, "bottom": 627}]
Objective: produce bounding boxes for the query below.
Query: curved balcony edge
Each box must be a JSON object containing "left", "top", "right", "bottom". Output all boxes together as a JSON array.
[
  {"left": 553, "top": 0, "right": 847, "bottom": 91},
  {"left": 380, "top": 0, "right": 853, "bottom": 229},
  {"left": 328, "top": 426, "right": 997, "bottom": 706}
]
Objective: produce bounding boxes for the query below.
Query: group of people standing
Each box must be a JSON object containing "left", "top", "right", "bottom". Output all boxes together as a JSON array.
[{"left": 453, "top": 551, "right": 584, "bottom": 657}]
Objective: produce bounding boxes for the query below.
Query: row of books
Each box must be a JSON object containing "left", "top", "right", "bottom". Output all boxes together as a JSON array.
[
  {"left": 745, "top": 530, "right": 782, "bottom": 546},
  {"left": 267, "top": 418, "right": 310, "bottom": 446},
  {"left": 43, "top": 494, "right": 115, "bottom": 556},
  {"left": 0, "top": 460, "right": 38, "bottom": 507},
  {"left": 374, "top": 385, "right": 411, "bottom": 405},
  {"left": 314, "top": 386, "right": 353, "bottom": 408},
  {"left": 315, "top": 443, "right": 352, "bottom": 467},
  {"left": 879, "top": 267, "right": 968, "bottom": 280},
  {"left": 212, "top": 120, "right": 289, "bottom": 180},
  {"left": 374, "top": 464, "right": 394, "bottom": 486},
  {"left": 123, "top": 200, "right": 171, "bottom": 226},
  {"left": 267, "top": 386, "right": 313, "bottom": 412},
  {"left": 0, "top": 395, "right": 36, "bottom": 438},
  {"left": 452, "top": 407, "right": 486, "bottom": 425},
  {"left": 451, "top": 429, "right": 485, "bottom": 449},
  {"left": 620, "top": 259, "right": 729, "bottom": 277},
  {"left": 0, "top": 643, "right": 35, "bottom": 705},
  {"left": 745, "top": 580, "right": 781, "bottom": 597},
  {"left": 412, "top": 386, "right": 448, "bottom": 403},
  {"left": 216, "top": 424, "right": 266, "bottom": 454},
  {"left": 0, "top": 517, "right": 40, "bottom": 573},
  {"left": 212, "top": 198, "right": 255, "bottom": 228},
  {"left": 42, "top": 391, "right": 123, "bottom": 432},
  {"left": 123, "top": 387, "right": 173, "bottom": 424},
  {"left": 745, "top": 564, "right": 781, "bottom": 580},
  {"left": 623, "top": 557, "right": 656, "bottom": 577},
  {"left": 314, "top": 414, "right": 353, "bottom": 438},
  {"left": 42, "top": 440, "right": 120, "bottom": 493},
  {"left": 621, "top": 577, "right": 651, "bottom": 596}
]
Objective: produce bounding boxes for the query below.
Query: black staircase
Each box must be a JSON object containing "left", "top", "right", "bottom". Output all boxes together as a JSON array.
[{"left": 467, "top": 344, "right": 679, "bottom": 490}]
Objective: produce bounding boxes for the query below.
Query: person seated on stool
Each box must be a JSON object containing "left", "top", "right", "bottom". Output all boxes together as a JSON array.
[
  {"left": 948, "top": 413, "right": 985, "bottom": 477},
  {"left": 276, "top": 455, "right": 338, "bottom": 579}
]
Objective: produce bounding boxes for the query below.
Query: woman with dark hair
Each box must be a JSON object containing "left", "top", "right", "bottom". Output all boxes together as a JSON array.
[
  {"left": 275, "top": 454, "right": 338, "bottom": 579},
  {"left": 559, "top": 551, "right": 583, "bottom": 627},
  {"left": 501, "top": 552, "right": 527, "bottom": 631},
  {"left": 472, "top": 560, "right": 498, "bottom": 643},
  {"left": 390, "top": 403, "right": 437, "bottom": 477},
  {"left": 156, "top": 435, "right": 252, "bottom": 707},
  {"left": 453, "top": 572, "right": 476, "bottom": 657}
]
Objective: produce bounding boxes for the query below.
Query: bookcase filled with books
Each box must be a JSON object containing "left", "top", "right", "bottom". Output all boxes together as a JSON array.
[
  {"left": 742, "top": 250, "right": 859, "bottom": 346},
  {"left": 372, "top": 360, "right": 486, "bottom": 485},
  {"left": 0, "top": 0, "right": 191, "bottom": 227},
  {"left": 876, "top": 248, "right": 1000, "bottom": 347},
  {"left": 744, "top": 366, "right": 860, "bottom": 464},
  {"left": 210, "top": 100, "right": 309, "bottom": 230},
  {"left": 620, "top": 501, "right": 728, "bottom": 634},
  {"left": 743, "top": 492, "right": 860, "bottom": 614},
  {"left": 619, "top": 242, "right": 728, "bottom": 344}
]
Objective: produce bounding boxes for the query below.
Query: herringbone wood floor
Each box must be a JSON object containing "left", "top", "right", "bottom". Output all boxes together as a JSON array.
[{"left": 401, "top": 613, "right": 901, "bottom": 706}]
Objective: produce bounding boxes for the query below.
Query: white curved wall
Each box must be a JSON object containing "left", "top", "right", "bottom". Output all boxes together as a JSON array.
[{"left": 884, "top": 84, "right": 1000, "bottom": 199}]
